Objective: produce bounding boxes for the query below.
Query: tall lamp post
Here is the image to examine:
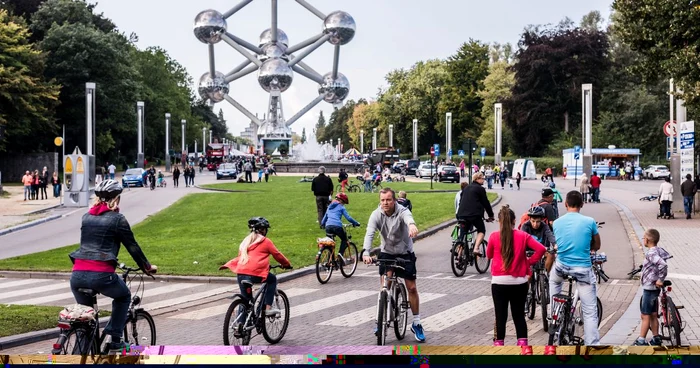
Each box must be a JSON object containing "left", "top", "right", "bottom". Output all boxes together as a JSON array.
[
  {"left": 165, "top": 113, "right": 171, "bottom": 171},
  {"left": 372, "top": 128, "right": 377, "bottom": 150},
  {"left": 360, "top": 129, "right": 364, "bottom": 153},
  {"left": 181, "top": 119, "right": 186, "bottom": 165},
  {"left": 389, "top": 124, "right": 393, "bottom": 147},
  {"left": 412, "top": 119, "right": 418, "bottom": 159}
]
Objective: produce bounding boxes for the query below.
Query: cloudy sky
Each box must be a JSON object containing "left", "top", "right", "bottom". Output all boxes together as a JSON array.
[{"left": 87, "top": 0, "right": 613, "bottom": 140}]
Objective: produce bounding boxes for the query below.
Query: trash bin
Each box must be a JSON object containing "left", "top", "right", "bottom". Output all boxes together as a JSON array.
[{"left": 634, "top": 167, "right": 643, "bottom": 181}]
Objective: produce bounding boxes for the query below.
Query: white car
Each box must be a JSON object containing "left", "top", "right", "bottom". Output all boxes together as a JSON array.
[
  {"left": 644, "top": 165, "right": 670, "bottom": 179},
  {"left": 415, "top": 164, "right": 437, "bottom": 178}
]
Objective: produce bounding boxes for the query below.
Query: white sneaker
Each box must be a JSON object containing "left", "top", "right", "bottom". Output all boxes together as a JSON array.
[{"left": 265, "top": 308, "right": 281, "bottom": 317}]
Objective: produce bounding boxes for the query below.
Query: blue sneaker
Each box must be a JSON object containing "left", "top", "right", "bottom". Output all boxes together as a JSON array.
[{"left": 411, "top": 323, "right": 426, "bottom": 343}]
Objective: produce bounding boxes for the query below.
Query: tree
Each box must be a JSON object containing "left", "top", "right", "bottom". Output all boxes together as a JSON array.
[
  {"left": 476, "top": 61, "right": 515, "bottom": 155},
  {"left": 300, "top": 127, "right": 306, "bottom": 143},
  {"left": 580, "top": 10, "right": 604, "bottom": 32},
  {"left": 314, "top": 110, "right": 325, "bottom": 142},
  {"left": 0, "top": 9, "right": 59, "bottom": 153},
  {"left": 29, "top": 0, "right": 115, "bottom": 42},
  {"left": 0, "top": 0, "right": 46, "bottom": 20}
]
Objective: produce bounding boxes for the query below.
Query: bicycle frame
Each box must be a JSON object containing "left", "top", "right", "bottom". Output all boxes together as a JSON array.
[{"left": 549, "top": 276, "right": 582, "bottom": 345}]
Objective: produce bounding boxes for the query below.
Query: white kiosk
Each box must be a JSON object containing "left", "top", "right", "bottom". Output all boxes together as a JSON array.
[{"left": 512, "top": 159, "right": 537, "bottom": 180}]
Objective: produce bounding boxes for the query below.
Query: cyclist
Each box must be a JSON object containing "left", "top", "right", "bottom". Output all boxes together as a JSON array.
[
  {"left": 68, "top": 180, "right": 157, "bottom": 353},
  {"left": 338, "top": 168, "right": 349, "bottom": 192},
  {"left": 456, "top": 172, "right": 495, "bottom": 257},
  {"left": 157, "top": 170, "right": 165, "bottom": 187},
  {"left": 361, "top": 188, "right": 423, "bottom": 342},
  {"left": 547, "top": 190, "right": 601, "bottom": 354},
  {"left": 322, "top": 193, "right": 361, "bottom": 263},
  {"left": 220, "top": 217, "right": 292, "bottom": 317},
  {"left": 520, "top": 206, "right": 556, "bottom": 272},
  {"left": 539, "top": 188, "right": 558, "bottom": 224}
]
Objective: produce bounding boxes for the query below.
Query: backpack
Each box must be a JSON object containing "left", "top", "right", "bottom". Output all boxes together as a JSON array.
[{"left": 518, "top": 199, "right": 551, "bottom": 230}]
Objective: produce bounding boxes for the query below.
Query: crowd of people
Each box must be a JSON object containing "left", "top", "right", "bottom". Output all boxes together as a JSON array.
[{"left": 21, "top": 167, "right": 61, "bottom": 200}]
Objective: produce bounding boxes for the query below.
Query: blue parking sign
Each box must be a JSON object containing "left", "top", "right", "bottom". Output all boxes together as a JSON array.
[
  {"left": 574, "top": 153, "right": 580, "bottom": 160},
  {"left": 433, "top": 144, "right": 440, "bottom": 156},
  {"left": 574, "top": 145, "right": 581, "bottom": 154},
  {"left": 480, "top": 148, "right": 486, "bottom": 157}
]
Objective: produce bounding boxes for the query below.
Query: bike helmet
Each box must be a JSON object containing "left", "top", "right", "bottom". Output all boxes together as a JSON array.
[
  {"left": 335, "top": 192, "right": 349, "bottom": 204},
  {"left": 549, "top": 182, "right": 556, "bottom": 188},
  {"left": 527, "top": 206, "right": 546, "bottom": 218},
  {"left": 94, "top": 179, "right": 123, "bottom": 201},
  {"left": 248, "top": 217, "right": 271, "bottom": 232}
]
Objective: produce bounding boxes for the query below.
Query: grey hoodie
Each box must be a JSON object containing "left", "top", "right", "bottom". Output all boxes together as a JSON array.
[
  {"left": 642, "top": 246, "right": 671, "bottom": 291},
  {"left": 363, "top": 202, "right": 416, "bottom": 255}
]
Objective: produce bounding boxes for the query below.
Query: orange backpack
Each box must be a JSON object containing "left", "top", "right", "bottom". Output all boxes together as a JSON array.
[{"left": 518, "top": 200, "right": 551, "bottom": 230}]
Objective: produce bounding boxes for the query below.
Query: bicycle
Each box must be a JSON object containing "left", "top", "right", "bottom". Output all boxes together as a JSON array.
[
  {"left": 223, "top": 265, "right": 291, "bottom": 346},
  {"left": 525, "top": 249, "right": 552, "bottom": 332},
  {"left": 315, "top": 223, "right": 360, "bottom": 284},
  {"left": 51, "top": 263, "right": 157, "bottom": 357},
  {"left": 372, "top": 180, "right": 383, "bottom": 192},
  {"left": 367, "top": 248, "right": 410, "bottom": 346},
  {"left": 640, "top": 195, "right": 659, "bottom": 201},
  {"left": 449, "top": 221, "right": 491, "bottom": 277},
  {"left": 336, "top": 180, "right": 362, "bottom": 193},
  {"left": 629, "top": 262, "right": 685, "bottom": 347}
]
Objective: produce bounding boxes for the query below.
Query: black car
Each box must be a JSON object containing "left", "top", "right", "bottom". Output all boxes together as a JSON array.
[
  {"left": 405, "top": 160, "right": 421, "bottom": 176},
  {"left": 437, "top": 165, "right": 460, "bottom": 183}
]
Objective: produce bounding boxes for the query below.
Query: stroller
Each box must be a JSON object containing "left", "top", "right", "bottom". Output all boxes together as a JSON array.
[
  {"left": 657, "top": 197, "right": 674, "bottom": 219},
  {"left": 157, "top": 172, "right": 167, "bottom": 188}
]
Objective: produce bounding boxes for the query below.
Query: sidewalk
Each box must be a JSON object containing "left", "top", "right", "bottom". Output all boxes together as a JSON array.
[
  {"left": 0, "top": 185, "right": 61, "bottom": 230},
  {"left": 597, "top": 180, "right": 700, "bottom": 346}
]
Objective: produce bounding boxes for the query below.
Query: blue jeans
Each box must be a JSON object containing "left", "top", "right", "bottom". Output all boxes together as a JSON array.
[
  {"left": 549, "top": 262, "right": 600, "bottom": 345},
  {"left": 53, "top": 184, "right": 61, "bottom": 198},
  {"left": 364, "top": 180, "right": 372, "bottom": 192},
  {"left": 70, "top": 271, "right": 131, "bottom": 341},
  {"left": 237, "top": 273, "right": 277, "bottom": 307},
  {"left": 486, "top": 177, "right": 493, "bottom": 189},
  {"left": 110, "top": 173, "right": 115, "bottom": 180},
  {"left": 325, "top": 225, "right": 348, "bottom": 255},
  {"left": 684, "top": 196, "right": 694, "bottom": 215},
  {"left": 24, "top": 185, "right": 31, "bottom": 200},
  {"left": 591, "top": 188, "right": 600, "bottom": 202}
]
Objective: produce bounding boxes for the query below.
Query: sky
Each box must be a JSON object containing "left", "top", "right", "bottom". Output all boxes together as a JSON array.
[{"left": 86, "top": 0, "right": 614, "bottom": 142}]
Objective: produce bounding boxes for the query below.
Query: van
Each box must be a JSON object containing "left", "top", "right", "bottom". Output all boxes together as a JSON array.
[{"left": 406, "top": 159, "right": 421, "bottom": 176}]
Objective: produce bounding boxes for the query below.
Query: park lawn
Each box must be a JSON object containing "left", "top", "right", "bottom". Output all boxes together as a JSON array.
[
  {"left": 0, "top": 305, "right": 111, "bottom": 338},
  {"left": 0, "top": 177, "right": 496, "bottom": 276}
]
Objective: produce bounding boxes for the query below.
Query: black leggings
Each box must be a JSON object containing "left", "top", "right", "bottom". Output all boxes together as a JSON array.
[{"left": 491, "top": 282, "right": 529, "bottom": 340}]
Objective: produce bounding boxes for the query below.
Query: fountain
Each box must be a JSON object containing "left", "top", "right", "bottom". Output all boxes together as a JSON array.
[{"left": 291, "top": 134, "right": 341, "bottom": 162}]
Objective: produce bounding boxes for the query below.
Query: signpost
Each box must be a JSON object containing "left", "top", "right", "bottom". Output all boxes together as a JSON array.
[
  {"left": 574, "top": 145, "right": 581, "bottom": 187},
  {"left": 480, "top": 147, "right": 486, "bottom": 159},
  {"left": 665, "top": 120, "right": 678, "bottom": 161},
  {"left": 430, "top": 145, "right": 436, "bottom": 189},
  {"left": 680, "top": 121, "right": 695, "bottom": 179}
]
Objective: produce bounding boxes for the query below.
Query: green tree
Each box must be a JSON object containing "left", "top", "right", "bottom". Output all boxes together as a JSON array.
[
  {"left": 300, "top": 127, "right": 306, "bottom": 143},
  {"left": 0, "top": 0, "right": 46, "bottom": 20},
  {"left": 0, "top": 9, "right": 59, "bottom": 153},
  {"left": 580, "top": 10, "right": 604, "bottom": 32},
  {"left": 29, "top": 0, "right": 115, "bottom": 42},
  {"left": 476, "top": 60, "right": 515, "bottom": 155},
  {"left": 314, "top": 110, "right": 325, "bottom": 142}
]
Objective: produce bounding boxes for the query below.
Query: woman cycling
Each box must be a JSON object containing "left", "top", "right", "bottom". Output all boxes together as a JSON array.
[
  {"left": 519, "top": 206, "right": 556, "bottom": 272},
  {"left": 68, "top": 180, "right": 157, "bottom": 352},
  {"left": 220, "top": 217, "right": 292, "bottom": 316},
  {"left": 321, "top": 193, "right": 360, "bottom": 263}
]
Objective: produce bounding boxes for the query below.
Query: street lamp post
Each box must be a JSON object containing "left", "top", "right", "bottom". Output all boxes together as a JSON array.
[
  {"left": 136, "top": 101, "right": 144, "bottom": 168},
  {"left": 181, "top": 120, "right": 186, "bottom": 165},
  {"left": 389, "top": 124, "right": 393, "bottom": 147},
  {"left": 372, "top": 128, "right": 377, "bottom": 151},
  {"left": 413, "top": 119, "right": 418, "bottom": 159},
  {"left": 494, "top": 104, "right": 502, "bottom": 166},
  {"left": 446, "top": 112, "right": 452, "bottom": 160},
  {"left": 165, "top": 113, "right": 171, "bottom": 171},
  {"left": 360, "top": 129, "right": 364, "bottom": 153},
  {"left": 209, "top": 129, "right": 213, "bottom": 144}
]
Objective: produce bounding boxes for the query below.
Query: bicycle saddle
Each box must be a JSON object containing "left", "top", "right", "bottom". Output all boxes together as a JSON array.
[
  {"left": 325, "top": 233, "right": 337, "bottom": 239},
  {"left": 240, "top": 280, "right": 254, "bottom": 287},
  {"left": 663, "top": 280, "right": 672, "bottom": 287},
  {"left": 78, "top": 288, "right": 99, "bottom": 297}
]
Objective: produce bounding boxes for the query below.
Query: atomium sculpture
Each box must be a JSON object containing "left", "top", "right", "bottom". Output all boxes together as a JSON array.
[{"left": 194, "top": 0, "right": 355, "bottom": 156}]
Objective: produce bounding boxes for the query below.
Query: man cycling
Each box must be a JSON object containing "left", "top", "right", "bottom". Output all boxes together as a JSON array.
[
  {"left": 362, "top": 188, "right": 423, "bottom": 342},
  {"left": 456, "top": 172, "right": 495, "bottom": 259},
  {"left": 547, "top": 190, "right": 601, "bottom": 352}
]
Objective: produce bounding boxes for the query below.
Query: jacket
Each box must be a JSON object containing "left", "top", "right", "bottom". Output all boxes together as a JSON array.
[
  {"left": 70, "top": 211, "right": 151, "bottom": 271},
  {"left": 590, "top": 175, "right": 601, "bottom": 188},
  {"left": 579, "top": 175, "right": 590, "bottom": 194},
  {"left": 681, "top": 179, "right": 697, "bottom": 197},
  {"left": 487, "top": 229, "right": 546, "bottom": 279},
  {"left": 642, "top": 246, "right": 671, "bottom": 291},
  {"left": 520, "top": 221, "right": 556, "bottom": 249},
  {"left": 456, "top": 181, "right": 494, "bottom": 219},
  {"left": 659, "top": 182, "right": 674, "bottom": 201},
  {"left": 363, "top": 203, "right": 416, "bottom": 255},
  {"left": 220, "top": 237, "right": 291, "bottom": 280},
  {"left": 322, "top": 201, "right": 359, "bottom": 228},
  {"left": 311, "top": 174, "right": 333, "bottom": 196},
  {"left": 397, "top": 197, "right": 412, "bottom": 212}
]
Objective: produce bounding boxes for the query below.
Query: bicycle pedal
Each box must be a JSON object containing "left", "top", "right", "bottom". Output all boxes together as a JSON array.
[{"left": 675, "top": 304, "right": 684, "bottom": 309}]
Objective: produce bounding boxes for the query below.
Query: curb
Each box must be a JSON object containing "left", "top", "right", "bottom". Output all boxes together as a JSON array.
[
  {"left": 0, "top": 317, "right": 112, "bottom": 352},
  {"left": 194, "top": 185, "right": 250, "bottom": 193},
  {"left": 23, "top": 204, "right": 62, "bottom": 216},
  {"left": 0, "top": 214, "right": 63, "bottom": 237}
]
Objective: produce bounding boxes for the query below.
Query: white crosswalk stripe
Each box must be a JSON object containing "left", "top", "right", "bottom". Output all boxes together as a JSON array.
[
  {"left": 317, "top": 292, "right": 446, "bottom": 327},
  {"left": 169, "top": 288, "right": 319, "bottom": 320},
  {"left": 291, "top": 290, "right": 375, "bottom": 318},
  {"left": 0, "top": 278, "right": 49, "bottom": 290},
  {"left": 142, "top": 286, "right": 233, "bottom": 311},
  {"left": 421, "top": 296, "right": 493, "bottom": 332},
  {"left": 0, "top": 281, "right": 71, "bottom": 301}
]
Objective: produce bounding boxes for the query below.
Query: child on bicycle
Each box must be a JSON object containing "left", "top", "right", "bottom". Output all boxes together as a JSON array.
[
  {"left": 220, "top": 217, "right": 292, "bottom": 316},
  {"left": 157, "top": 170, "right": 164, "bottom": 186},
  {"left": 321, "top": 193, "right": 360, "bottom": 263},
  {"left": 519, "top": 206, "right": 556, "bottom": 273},
  {"left": 634, "top": 228, "right": 671, "bottom": 346}
]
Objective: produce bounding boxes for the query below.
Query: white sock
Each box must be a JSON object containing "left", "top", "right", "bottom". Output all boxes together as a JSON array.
[{"left": 413, "top": 314, "right": 421, "bottom": 325}]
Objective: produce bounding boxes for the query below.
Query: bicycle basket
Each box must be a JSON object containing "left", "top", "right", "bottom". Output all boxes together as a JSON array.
[
  {"left": 317, "top": 237, "right": 336, "bottom": 247},
  {"left": 591, "top": 253, "right": 607, "bottom": 264},
  {"left": 59, "top": 304, "right": 96, "bottom": 322}
]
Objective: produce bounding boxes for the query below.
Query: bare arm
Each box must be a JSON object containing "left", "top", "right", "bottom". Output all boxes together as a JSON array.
[{"left": 590, "top": 233, "right": 601, "bottom": 251}]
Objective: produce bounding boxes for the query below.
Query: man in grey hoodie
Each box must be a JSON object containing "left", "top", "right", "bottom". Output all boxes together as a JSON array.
[{"left": 362, "top": 187, "right": 424, "bottom": 342}]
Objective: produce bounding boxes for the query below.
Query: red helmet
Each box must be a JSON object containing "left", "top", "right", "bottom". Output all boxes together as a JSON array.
[{"left": 335, "top": 193, "right": 349, "bottom": 204}]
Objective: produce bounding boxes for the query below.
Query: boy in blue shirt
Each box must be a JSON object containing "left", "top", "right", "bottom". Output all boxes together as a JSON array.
[
  {"left": 633, "top": 228, "right": 670, "bottom": 346},
  {"left": 321, "top": 192, "right": 360, "bottom": 263}
]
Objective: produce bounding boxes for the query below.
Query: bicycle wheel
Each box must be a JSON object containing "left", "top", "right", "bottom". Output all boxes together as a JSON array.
[
  {"left": 262, "top": 290, "right": 290, "bottom": 344},
  {"left": 394, "top": 283, "right": 408, "bottom": 340},
  {"left": 539, "top": 275, "right": 550, "bottom": 332},
  {"left": 124, "top": 310, "right": 157, "bottom": 347},
  {"left": 666, "top": 298, "right": 683, "bottom": 347},
  {"left": 474, "top": 240, "right": 491, "bottom": 274},
  {"left": 339, "top": 242, "right": 359, "bottom": 278},
  {"left": 315, "top": 246, "right": 334, "bottom": 284},
  {"left": 64, "top": 327, "right": 95, "bottom": 355},
  {"left": 526, "top": 277, "right": 536, "bottom": 320},
  {"left": 450, "top": 242, "right": 466, "bottom": 277},
  {"left": 596, "top": 297, "right": 603, "bottom": 326},
  {"left": 376, "top": 290, "right": 388, "bottom": 346},
  {"left": 223, "top": 298, "right": 251, "bottom": 346},
  {"left": 335, "top": 184, "right": 342, "bottom": 193},
  {"left": 350, "top": 185, "right": 361, "bottom": 193}
]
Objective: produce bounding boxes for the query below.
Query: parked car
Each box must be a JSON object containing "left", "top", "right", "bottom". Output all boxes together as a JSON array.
[
  {"left": 216, "top": 163, "right": 238, "bottom": 180},
  {"left": 122, "top": 168, "right": 146, "bottom": 187},
  {"left": 405, "top": 159, "right": 421, "bottom": 176},
  {"left": 415, "top": 164, "right": 437, "bottom": 178},
  {"left": 437, "top": 164, "right": 460, "bottom": 183},
  {"left": 644, "top": 165, "right": 670, "bottom": 179}
]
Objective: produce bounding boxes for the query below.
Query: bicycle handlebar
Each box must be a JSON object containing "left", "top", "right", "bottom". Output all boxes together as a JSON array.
[
  {"left": 118, "top": 263, "right": 156, "bottom": 280},
  {"left": 270, "top": 264, "right": 293, "bottom": 270}
]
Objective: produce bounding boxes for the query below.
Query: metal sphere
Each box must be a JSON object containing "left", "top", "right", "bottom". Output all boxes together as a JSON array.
[
  {"left": 258, "top": 28, "right": 289, "bottom": 48},
  {"left": 257, "top": 58, "right": 293, "bottom": 93},
  {"left": 323, "top": 11, "right": 356, "bottom": 45},
  {"left": 258, "top": 43, "right": 289, "bottom": 63},
  {"left": 318, "top": 72, "right": 350, "bottom": 104},
  {"left": 193, "top": 10, "right": 227, "bottom": 44},
  {"left": 197, "top": 71, "right": 229, "bottom": 103}
]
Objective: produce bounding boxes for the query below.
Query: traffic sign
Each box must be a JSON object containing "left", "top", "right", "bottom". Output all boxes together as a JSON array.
[
  {"left": 480, "top": 147, "right": 486, "bottom": 157},
  {"left": 574, "top": 145, "right": 581, "bottom": 154},
  {"left": 448, "top": 148, "right": 453, "bottom": 157},
  {"left": 433, "top": 144, "right": 440, "bottom": 156},
  {"left": 430, "top": 146, "right": 435, "bottom": 157},
  {"left": 574, "top": 153, "right": 580, "bottom": 160},
  {"left": 458, "top": 150, "right": 464, "bottom": 157},
  {"left": 664, "top": 120, "right": 677, "bottom": 137}
]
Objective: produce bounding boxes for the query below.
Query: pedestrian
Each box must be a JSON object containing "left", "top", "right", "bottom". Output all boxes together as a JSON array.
[
  {"left": 658, "top": 177, "right": 674, "bottom": 219},
  {"left": 508, "top": 177, "right": 514, "bottom": 190},
  {"left": 189, "top": 165, "right": 196, "bottom": 186},
  {"left": 485, "top": 166, "right": 494, "bottom": 190},
  {"left": 183, "top": 165, "right": 191, "bottom": 187},
  {"left": 269, "top": 163, "right": 277, "bottom": 176},
  {"left": 397, "top": 191, "right": 413, "bottom": 212},
  {"left": 338, "top": 168, "right": 348, "bottom": 192},
  {"left": 459, "top": 159, "right": 466, "bottom": 178},
  {"left": 454, "top": 181, "right": 469, "bottom": 215},
  {"left": 579, "top": 173, "right": 590, "bottom": 203},
  {"left": 22, "top": 170, "right": 32, "bottom": 201},
  {"left": 590, "top": 171, "right": 601, "bottom": 203},
  {"left": 363, "top": 168, "right": 372, "bottom": 193},
  {"left": 108, "top": 162, "right": 116, "bottom": 180},
  {"left": 632, "top": 228, "right": 670, "bottom": 346},
  {"left": 311, "top": 166, "right": 334, "bottom": 229},
  {"left": 516, "top": 172, "right": 522, "bottom": 191},
  {"left": 681, "top": 174, "right": 697, "bottom": 219},
  {"left": 31, "top": 170, "right": 40, "bottom": 200},
  {"left": 40, "top": 166, "right": 49, "bottom": 200},
  {"left": 487, "top": 205, "right": 545, "bottom": 354},
  {"left": 499, "top": 169, "right": 507, "bottom": 190},
  {"left": 257, "top": 167, "right": 263, "bottom": 182},
  {"left": 264, "top": 166, "right": 270, "bottom": 183},
  {"left": 545, "top": 167, "right": 554, "bottom": 182},
  {"left": 51, "top": 171, "right": 61, "bottom": 198},
  {"left": 173, "top": 165, "right": 180, "bottom": 188},
  {"left": 244, "top": 161, "right": 253, "bottom": 183}
]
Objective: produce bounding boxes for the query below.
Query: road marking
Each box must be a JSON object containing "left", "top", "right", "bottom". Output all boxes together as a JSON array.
[
  {"left": 421, "top": 296, "right": 493, "bottom": 332},
  {"left": 424, "top": 273, "right": 443, "bottom": 279},
  {"left": 611, "top": 279, "right": 619, "bottom": 285},
  {"left": 356, "top": 271, "right": 376, "bottom": 277},
  {"left": 484, "top": 306, "right": 545, "bottom": 336},
  {"left": 0, "top": 278, "right": 49, "bottom": 290},
  {"left": 0, "top": 281, "right": 71, "bottom": 301},
  {"left": 143, "top": 286, "right": 233, "bottom": 311},
  {"left": 599, "top": 312, "right": 617, "bottom": 329},
  {"left": 291, "top": 290, "right": 376, "bottom": 319},
  {"left": 169, "top": 288, "right": 319, "bottom": 321},
  {"left": 316, "top": 292, "right": 446, "bottom": 327},
  {"left": 667, "top": 273, "right": 700, "bottom": 282}
]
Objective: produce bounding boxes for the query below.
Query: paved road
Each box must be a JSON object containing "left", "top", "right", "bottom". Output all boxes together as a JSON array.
[{"left": 2, "top": 178, "right": 638, "bottom": 353}]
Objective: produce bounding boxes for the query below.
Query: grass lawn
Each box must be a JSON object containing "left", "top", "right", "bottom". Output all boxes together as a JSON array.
[
  {"left": 0, "top": 177, "right": 497, "bottom": 277},
  {"left": 0, "top": 305, "right": 110, "bottom": 338}
]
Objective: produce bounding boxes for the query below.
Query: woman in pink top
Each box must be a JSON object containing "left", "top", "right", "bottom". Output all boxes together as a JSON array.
[{"left": 486, "top": 205, "right": 546, "bottom": 354}]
